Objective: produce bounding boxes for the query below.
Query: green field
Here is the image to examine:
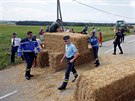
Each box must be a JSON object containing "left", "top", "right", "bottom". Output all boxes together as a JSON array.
[{"left": 0, "top": 25, "right": 132, "bottom": 70}]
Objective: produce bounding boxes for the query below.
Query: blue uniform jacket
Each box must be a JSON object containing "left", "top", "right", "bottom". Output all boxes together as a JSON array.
[
  {"left": 88, "top": 36, "right": 99, "bottom": 47},
  {"left": 18, "top": 38, "right": 40, "bottom": 56}
]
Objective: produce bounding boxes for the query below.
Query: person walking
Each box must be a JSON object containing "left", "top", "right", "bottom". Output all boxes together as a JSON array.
[
  {"left": 88, "top": 32, "right": 100, "bottom": 67},
  {"left": 58, "top": 35, "right": 79, "bottom": 90},
  {"left": 18, "top": 31, "right": 40, "bottom": 80},
  {"left": 113, "top": 29, "right": 123, "bottom": 55},
  {"left": 11, "top": 32, "right": 21, "bottom": 63}
]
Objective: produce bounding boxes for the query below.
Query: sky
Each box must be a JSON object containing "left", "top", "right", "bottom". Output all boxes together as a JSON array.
[{"left": 0, "top": 0, "right": 135, "bottom": 23}]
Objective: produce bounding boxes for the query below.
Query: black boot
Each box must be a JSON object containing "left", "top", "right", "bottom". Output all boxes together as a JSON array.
[
  {"left": 58, "top": 82, "right": 67, "bottom": 90},
  {"left": 72, "top": 75, "right": 78, "bottom": 82},
  {"left": 95, "top": 60, "right": 100, "bottom": 67},
  {"left": 25, "top": 71, "right": 30, "bottom": 80},
  {"left": 119, "top": 52, "right": 123, "bottom": 54}
]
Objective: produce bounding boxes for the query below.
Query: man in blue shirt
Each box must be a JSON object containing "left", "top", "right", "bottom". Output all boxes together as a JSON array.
[
  {"left": 58, "top": 35, "right": 80, "bottom": 90},
  {"left": 18, "top": 31, "right": 40, "bottom": 80},
  {"left": 88, "top": 32, "right": 100, "bottom": 67}
]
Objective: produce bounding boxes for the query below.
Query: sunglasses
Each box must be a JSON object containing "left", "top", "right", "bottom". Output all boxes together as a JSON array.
[{"left": 64, "top": 40, "right": 68, "bottom": 42}]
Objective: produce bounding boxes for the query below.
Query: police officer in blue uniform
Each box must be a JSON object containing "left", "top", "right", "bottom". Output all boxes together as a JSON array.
[
  {"left": 18, "top": 31, "right": 40, "bottom": 80},
  {"left": 88, "top": 32, "right": 100, "bottom": 67},
  {"left": 58, "top": 35, "right": 80, "bottom": 90},
  {"left": 113, "top": 29, "right": 123, "bottom": 55}
]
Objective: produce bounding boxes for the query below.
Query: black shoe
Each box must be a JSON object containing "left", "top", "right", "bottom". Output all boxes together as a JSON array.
[
  {"left": 113, "top": 53, "right": 116, "bottom": 55},
  {"left": 72, "top": 75, "right": 78, "bottom": 82},
  {"left": 58, "top": 86, "right": 66, "bottom": 90},
  {"left": 119, "top": 52, "right": 123, "bottom": 54},
  {"left": 95, "top": 63, "right": 100, "bottom": 67},
  {"left": 25, "top": 75, "right": 30, "bottom": 80},
  {"left": 94, "top": 62, "right": 96, "bottom": 64},
  {"left": 30, "top": 74, "right": 34, "bottom": 77}
]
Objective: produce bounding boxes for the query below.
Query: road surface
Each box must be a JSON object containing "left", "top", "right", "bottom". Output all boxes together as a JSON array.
[{"left": 0, "top": 35, "right": 135, "bottom": 101}]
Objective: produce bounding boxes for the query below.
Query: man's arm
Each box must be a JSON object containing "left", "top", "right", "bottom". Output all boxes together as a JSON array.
[
  {"left": 70, "top": 51, "right": 80, "bottom": 63},
  {"left": 60, "top": 52, "right": 66, "bottom": 64}
]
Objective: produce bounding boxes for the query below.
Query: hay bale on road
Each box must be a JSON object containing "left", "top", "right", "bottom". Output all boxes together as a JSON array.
[
  {"left": 49, "top": 49, "right": 94, "bottom": 72},
  {"left": 74, "top": 59, "right": 135, "bottom": 101},
  {"left": 37, "top": 49, "right": 49, "bottom": 68},
  {"left": 44, "top": 32, "right": 89, "bottom": 52},
  {"left": 49, "top": 52, "right": 66, "bottom": 71},
  {"left": 75, "top": 49, "right": 94, "bottom": 66}
]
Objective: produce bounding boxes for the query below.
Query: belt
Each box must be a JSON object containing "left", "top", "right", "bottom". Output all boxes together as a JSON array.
[{"left": 66, "top": 56, "right": 74, "bottom": 59}]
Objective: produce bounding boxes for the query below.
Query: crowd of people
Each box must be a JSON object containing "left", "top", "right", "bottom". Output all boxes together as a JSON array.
[{"left": 10, "top": 19, "right": 127, "bottom": 90}]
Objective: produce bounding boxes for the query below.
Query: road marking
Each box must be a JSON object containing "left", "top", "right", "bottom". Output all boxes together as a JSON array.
[
  {"left": 125, "top": 40, "right": 135, "bottom": 45},
  {"left": 105, "top": 48, "right": 113, "bottom": 53},
  {"left": 0, "top": 90, "right": 17, "bottom": 100},
  {"left": 104, "top": 40, "right": 135, "bottom": 53}
]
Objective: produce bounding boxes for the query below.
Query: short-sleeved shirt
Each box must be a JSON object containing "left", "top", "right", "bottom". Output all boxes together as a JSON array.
[
  {"left": 49, "top": 22, "right": 60, "bottom": 32},
  {"left": 65, "top": 42, "right": 77, "bottom": 58},
  {"left": 11, "top": 37, "right": 21, "bottom": 47}
]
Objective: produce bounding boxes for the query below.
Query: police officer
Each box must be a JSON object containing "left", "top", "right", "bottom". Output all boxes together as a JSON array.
[
  {"left": 11, "top": 32, "right": 21, "bottom": 63},
  {"left": 113, "top": 29, "right": 123, "bottom": 55},
  {"left": 88, "top": 32, "right": 100, "bottom": 67},
  {"left": 58, "top": 35, "right": 80, "bottom": 90},
  {"left": 18, "top": 31, "right": 40, "bottom": 80}
]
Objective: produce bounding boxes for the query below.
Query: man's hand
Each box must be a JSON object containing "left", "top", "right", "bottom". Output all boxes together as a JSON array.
[
  {"left": 70, "top": 59, "right": 74, "bottom": 63},
  {"left": 60, "top": 58, "right": 64, "bottom": 64}
]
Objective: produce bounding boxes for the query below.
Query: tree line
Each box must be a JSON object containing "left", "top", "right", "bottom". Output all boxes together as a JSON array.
[{"left": 15, "top": 21, "right": 116, "bottom": 26}]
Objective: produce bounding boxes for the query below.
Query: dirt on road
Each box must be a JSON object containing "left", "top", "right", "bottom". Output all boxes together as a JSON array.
[{"left": 0, "top": 53, "right": 135, "bottom": 101}]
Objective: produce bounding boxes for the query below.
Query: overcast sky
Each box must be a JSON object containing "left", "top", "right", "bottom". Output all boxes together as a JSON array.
[{"left": 0, "top": 0, "right": 135, "bottom": 23}]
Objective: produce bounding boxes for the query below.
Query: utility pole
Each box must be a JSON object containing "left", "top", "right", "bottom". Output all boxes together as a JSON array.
[{"left": 57, "top": 0, "right": 64, "bottom": 31}]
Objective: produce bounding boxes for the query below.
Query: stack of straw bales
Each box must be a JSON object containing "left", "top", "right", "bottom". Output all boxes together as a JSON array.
[
  {"left": 44, "top": 32, "right": 89, "bottom": 52},
  {"left": 74, "top": 59, "right": 135, "bottom": 101},
  {"left": 49, "top": 52, "right": 66, "bottom": 71},
  {"left": 37, "top": 32, "right": 93, "bottom": 71},
  {"left": 37, "top": 49, "right": 49, "bottom": 68}
]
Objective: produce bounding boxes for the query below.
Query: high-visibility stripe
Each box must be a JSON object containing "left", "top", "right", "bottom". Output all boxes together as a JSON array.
[
  {"left": 26, "top": 68, "right": 31, "bottom": 71},
  {"left": 92, "top": 44, "right": 98, "bottom": 47},
  {"left": 22, "top": 50, "right": 34, "bottom": 52},
  {"left": 64, "top": 79, "right": 68, "bottom": 82},
  {"left": 20, "top": 41, "right": 37, "bottom": 45}
]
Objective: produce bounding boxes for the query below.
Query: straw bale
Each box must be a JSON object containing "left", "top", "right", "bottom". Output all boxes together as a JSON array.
[
  {"left": 37, "top": 49, "right": 49, "bottom": 68},
  {"left": 49, "top": 52, "right": 66, "bottom": 71},
  {"left": 44, "top": 32, "right": 88, "bottom": 52},
  {"left": 74, "top": 59, "right": 135, "bottom": 101},
  {"left": 49, "top": 49, "right": 94, "bottom": 72},
  {"left": 75, "top": 49, "right": 94, "bottom": 65}
]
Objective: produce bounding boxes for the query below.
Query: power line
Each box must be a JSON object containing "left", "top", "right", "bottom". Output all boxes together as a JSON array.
[{"left": 72, "top": 0, "right": 135, "bottom": 20}]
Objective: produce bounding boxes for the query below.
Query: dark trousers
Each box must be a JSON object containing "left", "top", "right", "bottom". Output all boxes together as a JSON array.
[
  {"left": 114, "top": 42, "right": 123, "bottom": 53},
  {"left": 121, "top": 34, "right": 125, "bottom": 42},
  {"left": 11, "top": 46, "right": 18, "bottom": 63},
  {"left": 23, "top": 52, "right": 35, "bottom": 69},
  {"left": 62, "top": 56, "right": 78, "bottom": 87},
  {"left": 92, "top": 47, "right": 99, "bottom": 59}
]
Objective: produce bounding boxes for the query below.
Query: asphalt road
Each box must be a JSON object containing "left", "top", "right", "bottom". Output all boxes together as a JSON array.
[{"left": 99, "top": 34, "right": 135, "bottom": 56}]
